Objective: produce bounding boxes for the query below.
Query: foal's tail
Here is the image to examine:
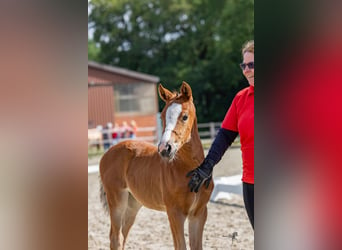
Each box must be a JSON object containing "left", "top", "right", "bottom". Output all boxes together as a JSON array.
[{"left": 99, "top": 175, "right": 109, "bottom": 214}]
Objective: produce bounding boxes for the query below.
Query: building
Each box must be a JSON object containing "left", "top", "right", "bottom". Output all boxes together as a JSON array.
[{"left": 88, "top": 61, "right": 160, "bottom": 143}]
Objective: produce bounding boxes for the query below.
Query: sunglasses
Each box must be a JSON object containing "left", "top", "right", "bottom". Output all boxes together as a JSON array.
[{"left": 239, "top": 62, "right": 254, "bottom": 70}]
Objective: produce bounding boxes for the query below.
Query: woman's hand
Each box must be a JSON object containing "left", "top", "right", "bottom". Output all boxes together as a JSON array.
[{"left": 186, "top": 159, "right": 214, "bottom": 192}]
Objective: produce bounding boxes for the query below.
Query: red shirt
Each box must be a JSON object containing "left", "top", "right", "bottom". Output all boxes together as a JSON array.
[{"left": 221, "top": 86, "right": 254, "bottom": 184}]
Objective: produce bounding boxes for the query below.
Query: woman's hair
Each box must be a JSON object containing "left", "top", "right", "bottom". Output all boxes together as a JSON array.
[{"left": 242, "top": 40, "right": 254, "bottom": 55}]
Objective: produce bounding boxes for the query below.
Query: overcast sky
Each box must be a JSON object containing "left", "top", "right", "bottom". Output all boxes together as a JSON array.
[{"left": 88, "top": 0, "right": 94, "bottom": 39}]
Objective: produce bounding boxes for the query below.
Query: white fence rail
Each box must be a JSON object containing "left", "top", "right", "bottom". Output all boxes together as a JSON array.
[
  {"left": 88, "top": 122, "right": 222, "bottom": 149},
  {"left": 88, "top": 126, "right": 158, "bottom": 148},
  {"left": 197, "top": 122, "right": 221, "bottom": 139}
]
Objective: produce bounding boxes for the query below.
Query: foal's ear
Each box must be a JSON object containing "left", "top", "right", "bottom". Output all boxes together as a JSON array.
[
  {"left": 180, "top": 81, "right": 192, "bottom": 100},
  {"left": 158, "top": 83, "right": 174, "bottom": 102}
]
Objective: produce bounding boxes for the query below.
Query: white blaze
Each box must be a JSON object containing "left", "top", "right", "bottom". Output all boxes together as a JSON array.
[{"left": 160, "top": 103, "right": 182, "bottom": 144}]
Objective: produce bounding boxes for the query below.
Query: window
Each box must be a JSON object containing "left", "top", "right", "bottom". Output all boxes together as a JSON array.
[{"left": 114, "top": 83, "right": 156, "bottom": 114}]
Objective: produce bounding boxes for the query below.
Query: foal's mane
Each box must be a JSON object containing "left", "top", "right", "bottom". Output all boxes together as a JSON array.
[{"left": 170, "top": 90, "right": 193, "bottom": 103}]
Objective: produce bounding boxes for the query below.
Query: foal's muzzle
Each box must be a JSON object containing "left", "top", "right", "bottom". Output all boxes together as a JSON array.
[{"left": 158, "top": 142, "right": 175, "bottom": 158}]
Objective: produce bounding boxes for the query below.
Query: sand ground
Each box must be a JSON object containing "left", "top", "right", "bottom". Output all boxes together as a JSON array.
[{"left": 88, "top": 147, "right": 254, "bottom": 249}]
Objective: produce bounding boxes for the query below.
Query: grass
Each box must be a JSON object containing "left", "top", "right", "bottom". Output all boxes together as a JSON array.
[{"left": 88, "top": 146, "right": 105, "bottom": 159}]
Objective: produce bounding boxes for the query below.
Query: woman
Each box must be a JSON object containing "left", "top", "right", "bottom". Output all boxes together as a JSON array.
[{"left": 187, "top": 40, "right": 254, "bottom": 228}]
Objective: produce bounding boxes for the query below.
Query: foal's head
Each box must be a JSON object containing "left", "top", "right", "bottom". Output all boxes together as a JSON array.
[{"left": 158, "top": 81, "right": 196, "bottom": 160}]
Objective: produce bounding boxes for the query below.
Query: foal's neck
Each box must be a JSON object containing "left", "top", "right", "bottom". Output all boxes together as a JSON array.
[{"left": 177, "top": 119, "right": 204, "bottom": 168}]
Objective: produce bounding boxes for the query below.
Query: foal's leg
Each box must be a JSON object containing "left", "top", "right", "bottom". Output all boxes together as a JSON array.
[
  {"left": 188, "top": 206, "right": 208, "bottom": 250},
  {"left": 166, "top": 208, "right": 187, "bottom": 250},
  {"left": 107, "top": 190, "right": 129, "bottom": 250},
  {"left": 121, "top": 193, "right": 142, "bottom": 248}
]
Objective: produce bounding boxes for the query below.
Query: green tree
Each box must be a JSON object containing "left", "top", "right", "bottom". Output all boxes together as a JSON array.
[
  {"left": 89, "top": 0, "right": 253, "bottom": 122},
  {"left": 88, "top": 39, "right": 100, "bottom": 61}
]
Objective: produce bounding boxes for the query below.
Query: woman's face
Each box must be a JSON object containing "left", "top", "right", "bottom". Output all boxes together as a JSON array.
[{"left": 241, "top": 52, "right": 254, "bottom": 86}]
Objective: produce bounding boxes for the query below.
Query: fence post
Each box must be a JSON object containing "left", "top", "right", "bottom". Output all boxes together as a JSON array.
[{"left": 210, "top": 122, "right": 216, "bottom": 140}]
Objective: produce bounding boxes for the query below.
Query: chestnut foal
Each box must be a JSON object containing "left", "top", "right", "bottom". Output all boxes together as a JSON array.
[{"left": 99, "top": 81, "right": 214, "bottom": 249}]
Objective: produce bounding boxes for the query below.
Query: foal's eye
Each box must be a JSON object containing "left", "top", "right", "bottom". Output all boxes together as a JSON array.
[{"left": 182, "top": 115, "right": 188, "bottom": 121}]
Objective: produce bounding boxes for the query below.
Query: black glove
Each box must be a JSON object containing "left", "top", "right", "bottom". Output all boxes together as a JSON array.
[{"left": 186, "top": 158, "right": 215, "bottom": 192}]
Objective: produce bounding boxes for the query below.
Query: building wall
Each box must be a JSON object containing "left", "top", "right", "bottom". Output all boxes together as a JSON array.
[
  {"left": 88, "top": 64, "right": 159, "bottom": 143},
  {"left": 88, "top": 85, "right": 114, "bottom": 128},
  {"left": 115, "top": 114, "right": 158, "bottom": 142}
]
